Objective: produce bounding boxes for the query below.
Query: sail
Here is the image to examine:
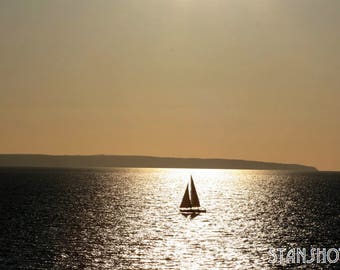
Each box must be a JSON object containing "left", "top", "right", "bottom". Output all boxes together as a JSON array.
[
  {"left": 180, "top": 184, "right": 191, "bottom": 208},
  {"left": 189, "top": 176, "right": 200, "bottom": 207}
]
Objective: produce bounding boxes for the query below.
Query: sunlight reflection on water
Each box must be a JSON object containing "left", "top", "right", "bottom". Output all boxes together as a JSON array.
[{"left": 0, "top": 168, "right": 339, "bottom": 269}]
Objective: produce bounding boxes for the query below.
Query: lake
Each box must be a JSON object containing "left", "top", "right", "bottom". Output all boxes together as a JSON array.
[{"left": 0, "top": 168, "right": 339, "bottom": 269}]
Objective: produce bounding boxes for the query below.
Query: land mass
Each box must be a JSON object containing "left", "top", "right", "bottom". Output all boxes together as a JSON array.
[{"left": 0, "top": 154, "right": 317, "bottom": 171}]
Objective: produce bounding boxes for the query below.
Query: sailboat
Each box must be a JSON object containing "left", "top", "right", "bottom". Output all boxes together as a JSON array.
[{"left": 179, "top": 175, "right": 206, "bottom": 214}]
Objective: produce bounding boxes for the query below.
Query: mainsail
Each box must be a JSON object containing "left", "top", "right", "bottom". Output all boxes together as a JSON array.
[{"left": 189, "top": 176, "right": 200, "bottom": 208}]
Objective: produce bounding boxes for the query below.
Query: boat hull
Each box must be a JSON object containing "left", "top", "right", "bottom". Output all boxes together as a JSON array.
[{"left": 179, "top": 207, "right": 206, "bottom": 213}]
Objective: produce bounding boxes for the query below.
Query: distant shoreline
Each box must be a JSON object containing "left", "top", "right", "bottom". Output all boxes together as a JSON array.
[{"left": 0, "top": 154, "right": 318, "bottom": 171}]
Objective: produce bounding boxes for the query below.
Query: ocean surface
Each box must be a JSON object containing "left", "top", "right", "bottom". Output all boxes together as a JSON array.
[{"left": 0, "top": 168, "right": 339, "bottom": 269}]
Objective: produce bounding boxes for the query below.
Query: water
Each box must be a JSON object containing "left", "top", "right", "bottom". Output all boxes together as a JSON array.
[{"left": 0, "top": 168, "right": 339, "bottom": 269}]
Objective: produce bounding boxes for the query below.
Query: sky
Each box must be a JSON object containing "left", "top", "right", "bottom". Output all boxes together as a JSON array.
[{"left": 0, "top": 0, "right": 339, "bottom": 170}]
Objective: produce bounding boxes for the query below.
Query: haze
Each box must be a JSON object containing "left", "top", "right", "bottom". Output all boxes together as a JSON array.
[{"left": 1, "top": 0, "right": 339, "bottom": 170}]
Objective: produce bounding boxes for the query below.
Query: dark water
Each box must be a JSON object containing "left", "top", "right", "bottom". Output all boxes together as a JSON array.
[{"left": 0, "top": 168, "right": 339, "bottom": 269}]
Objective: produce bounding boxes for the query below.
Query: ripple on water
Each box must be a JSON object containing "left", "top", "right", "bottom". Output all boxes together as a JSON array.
[{"left": 0, "top": 168, "right": 339, "bottom": 269}]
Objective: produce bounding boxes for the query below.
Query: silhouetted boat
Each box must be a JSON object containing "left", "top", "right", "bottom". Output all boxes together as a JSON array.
[{"left": 179, "top": 176, "right": 206, "bottom": 214}]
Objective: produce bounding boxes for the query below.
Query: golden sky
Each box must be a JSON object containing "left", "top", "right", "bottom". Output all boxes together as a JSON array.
[{"left": 1, "top": 0, "right": 339, "bottom": 170}]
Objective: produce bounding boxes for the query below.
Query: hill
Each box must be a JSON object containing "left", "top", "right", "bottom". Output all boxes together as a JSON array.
[{"left": 0, "top": 154, "right": 317, "bottom": 171}]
